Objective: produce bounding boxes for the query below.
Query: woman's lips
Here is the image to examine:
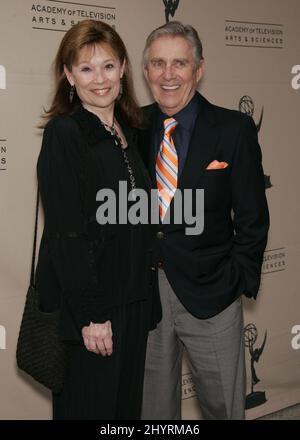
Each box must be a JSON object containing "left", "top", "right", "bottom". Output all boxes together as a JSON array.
[{"left": 91, "top": 87, "right": 111, "bottom": 96}]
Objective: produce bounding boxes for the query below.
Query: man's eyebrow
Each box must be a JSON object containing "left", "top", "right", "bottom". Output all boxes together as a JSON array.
[
  {"left": 173, "top": 58, "right": 189, "bottom": 63},
  {"left": 149, "top": 57, "right": 190, "bottom": 63}
]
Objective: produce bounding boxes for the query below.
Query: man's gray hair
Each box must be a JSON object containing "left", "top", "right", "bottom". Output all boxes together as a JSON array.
[{"left": 143, "top": 21, "right": 204, "bottom": 68}]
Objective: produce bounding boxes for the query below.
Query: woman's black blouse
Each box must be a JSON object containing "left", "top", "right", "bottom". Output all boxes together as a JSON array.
[{"left": 35, "top": 106, "right": 159, "bottom": 340}]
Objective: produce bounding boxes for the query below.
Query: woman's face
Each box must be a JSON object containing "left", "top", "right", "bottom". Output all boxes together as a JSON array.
[{"left": 64, "top": 43, "right": 125, "bottom": 116}]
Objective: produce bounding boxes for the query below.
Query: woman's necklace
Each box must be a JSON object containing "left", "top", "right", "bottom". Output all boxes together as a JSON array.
[
  {"left": 102, "top": 119, "right": 124, "bottom": 148},
  {"left": 101, "top": 119, "right": 136, "bottom": 200}
]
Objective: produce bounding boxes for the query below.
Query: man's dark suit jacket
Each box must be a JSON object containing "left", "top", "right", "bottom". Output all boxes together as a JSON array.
[{"left": 138, "top": 92, "right": 269, "bottom": 319}]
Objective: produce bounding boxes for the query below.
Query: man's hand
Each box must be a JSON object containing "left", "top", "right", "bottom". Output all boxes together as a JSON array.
[{"left": 82, "top": 321, "right": 113, "bottom": 356}]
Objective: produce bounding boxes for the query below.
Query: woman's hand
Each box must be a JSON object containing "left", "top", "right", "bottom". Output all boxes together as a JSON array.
[{"left": 81, "top": 321, "right": 113, "bottom": 356}]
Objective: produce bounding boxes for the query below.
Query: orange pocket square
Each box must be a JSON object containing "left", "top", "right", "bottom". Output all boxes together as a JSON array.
[{"left": 206, "top": 160, "right": 229, "bottom": 170}]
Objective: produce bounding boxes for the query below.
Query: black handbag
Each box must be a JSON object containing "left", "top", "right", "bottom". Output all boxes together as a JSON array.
[{"left": 16, "top": 188, "right": 67, "bottom": 394}]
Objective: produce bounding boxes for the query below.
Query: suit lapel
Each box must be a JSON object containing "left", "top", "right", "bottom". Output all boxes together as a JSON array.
[
  {"left": 141, "top": 96, "right": 220, "bottom": 195},
  {"left": 178, "top": 94, "right": 220, "bottom": 190},
  {"left": 140, "top": 104, "right": 159, "bottom": 189}
]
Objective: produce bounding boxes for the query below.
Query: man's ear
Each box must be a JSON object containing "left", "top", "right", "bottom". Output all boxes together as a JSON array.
[
  {"left": 63, "top": 64, "right": 74, "bottom": 86},
  {"left": 196, "top": 59, "right": 205, "bottom": 82}
]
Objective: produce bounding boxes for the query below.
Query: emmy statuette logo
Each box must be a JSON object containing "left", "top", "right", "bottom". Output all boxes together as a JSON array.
[
  {"left": 239, "top": 95, "right": 263, "bottom": 133},
  {"left": 162, "top": 0, "right": 180, "bottom": 23},
  {"left": 239, "top": 95, "right": 272, "bottom": 189},
  {"left": 244, "top": 324, "right": 267, "bottom": 409}
]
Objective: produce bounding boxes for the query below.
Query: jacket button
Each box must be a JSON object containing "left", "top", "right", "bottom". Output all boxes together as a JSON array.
[{"left": 157, "top": 231, "right": 165, "bottom": 240}]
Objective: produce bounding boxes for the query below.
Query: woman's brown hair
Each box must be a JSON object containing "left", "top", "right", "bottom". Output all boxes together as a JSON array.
[{"left": 41, "top": 20, "right": 143, "bottom": 128}]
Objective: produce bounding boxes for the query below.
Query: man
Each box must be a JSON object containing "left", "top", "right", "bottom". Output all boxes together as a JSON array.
[{"left": 138, "top": 21, "right": 269, "bottom": 420}]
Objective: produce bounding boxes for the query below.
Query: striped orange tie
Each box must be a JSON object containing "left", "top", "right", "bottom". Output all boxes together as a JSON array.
[{"left": 156, "top": 117, "right": 178, "bottom": 220}]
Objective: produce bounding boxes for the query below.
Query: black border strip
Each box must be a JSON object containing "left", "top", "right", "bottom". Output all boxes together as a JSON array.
[
  {"left": 225, "top": 19, "right": 283, "bottom": 26},
  {"left": 47, "top": 0, "right": 115, "bottom": 10},
  {"left": 32, "top": 27, "right": 67, "bottom": 32},
  {"left": 262, "top": 269, "right": 286, "bottom": 274},
  {"left": 265, "top": 248, "right": 285, "bottom": 252},
  {"left": 226, "top": 44, "right": 283, "bottom": 49}
]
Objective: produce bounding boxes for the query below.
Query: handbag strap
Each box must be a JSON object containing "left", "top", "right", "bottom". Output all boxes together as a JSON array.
[{"left": 30, "top": 186, "right": 39, "bottom": 288}]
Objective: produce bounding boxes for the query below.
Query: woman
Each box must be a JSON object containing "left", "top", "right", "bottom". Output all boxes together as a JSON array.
[{"left": 35, "top": 20, "right": 160, "bottom": 420}]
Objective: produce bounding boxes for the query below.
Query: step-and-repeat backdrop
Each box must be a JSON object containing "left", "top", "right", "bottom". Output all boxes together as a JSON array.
[{"left": 0, "top": 0, "right": 299, "bottom": 419}]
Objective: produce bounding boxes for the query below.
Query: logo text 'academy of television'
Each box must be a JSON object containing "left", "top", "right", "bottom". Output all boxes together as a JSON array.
[
  {"left": 31, "top": 2, "right": 116, "bottom": 32},
  {"left": 225, "top": 20, "right": 284, "bottom": 49}
]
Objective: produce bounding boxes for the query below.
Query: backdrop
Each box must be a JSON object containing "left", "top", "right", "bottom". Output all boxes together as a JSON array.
[{"left": 0, "top": 0, "right": 299, "bottom": 420}]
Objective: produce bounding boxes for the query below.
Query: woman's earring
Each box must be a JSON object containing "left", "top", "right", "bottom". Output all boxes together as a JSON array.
[
  {"left": 69, "top": 85, "right": 75, "bottom": 103},
  {"left": 118, "top": 79, "right": 123, "bottom": 99}
]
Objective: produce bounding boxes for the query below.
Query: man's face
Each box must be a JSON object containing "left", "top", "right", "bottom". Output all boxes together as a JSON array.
[{"left": 144, "top": 36, "right": 204, "bottom": 115}]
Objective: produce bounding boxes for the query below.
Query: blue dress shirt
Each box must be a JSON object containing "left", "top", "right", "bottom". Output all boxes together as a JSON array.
[{"left": 155, "top": 93, "right": 200, "bottom": 176}]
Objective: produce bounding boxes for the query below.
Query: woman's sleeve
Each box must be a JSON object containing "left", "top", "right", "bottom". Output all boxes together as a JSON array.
[{"left": 37, "top": 117, "right": 111, "bottom": 330}]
